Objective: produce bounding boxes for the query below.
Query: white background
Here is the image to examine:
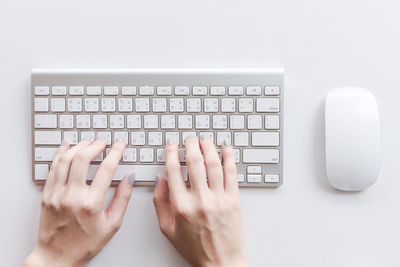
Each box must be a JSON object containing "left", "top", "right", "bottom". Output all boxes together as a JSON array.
[{"left": 1, "top": 0, "right": 400, "bottom": 266}]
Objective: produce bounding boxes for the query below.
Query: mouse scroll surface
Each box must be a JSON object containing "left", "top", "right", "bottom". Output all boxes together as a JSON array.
[{"left": 325, "top": 87, "right": 380, "bottom": 191}]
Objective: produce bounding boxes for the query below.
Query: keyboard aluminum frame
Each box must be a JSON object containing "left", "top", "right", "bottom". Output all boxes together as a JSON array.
[{"left": 31, "top": 68, "right": 284, "bottom": 187}]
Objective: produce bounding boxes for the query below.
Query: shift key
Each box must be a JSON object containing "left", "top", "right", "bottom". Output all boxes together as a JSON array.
[{"left": 243, "top": 149, "right": 279, "bottom": 163}]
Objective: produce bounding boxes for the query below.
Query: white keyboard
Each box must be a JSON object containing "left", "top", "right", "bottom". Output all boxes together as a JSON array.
[{"left": 32, "top": 68, "right": 284, "bottom": 187}]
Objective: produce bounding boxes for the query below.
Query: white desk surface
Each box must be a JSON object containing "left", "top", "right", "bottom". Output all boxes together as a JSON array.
[{"left": 1, "top": 0, "right": 400, "bottom": 266}]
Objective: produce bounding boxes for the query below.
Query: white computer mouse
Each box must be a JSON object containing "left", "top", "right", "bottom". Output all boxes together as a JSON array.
[{"left": 325, "top": 86, "right": 380, "bottom": 191}]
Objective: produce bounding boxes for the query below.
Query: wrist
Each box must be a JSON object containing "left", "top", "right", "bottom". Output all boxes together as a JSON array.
[{"left": 22, "top": 246, "right": 84, "bottom": 267}]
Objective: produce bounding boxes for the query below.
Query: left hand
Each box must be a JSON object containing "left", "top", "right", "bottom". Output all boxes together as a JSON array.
[{"left": 23, "top": 138, "right": 134, "bottom": 267}]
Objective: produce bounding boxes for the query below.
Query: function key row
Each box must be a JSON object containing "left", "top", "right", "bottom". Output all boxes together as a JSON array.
[{"left": 34, "top": 85, "right": 280, "bottom": 96}]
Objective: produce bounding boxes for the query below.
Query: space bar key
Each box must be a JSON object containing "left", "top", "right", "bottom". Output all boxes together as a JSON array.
[{"left": 87, "top": 164, "right": 188, "bottom": 182}]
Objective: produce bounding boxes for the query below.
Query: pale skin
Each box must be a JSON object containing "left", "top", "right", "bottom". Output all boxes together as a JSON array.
[{"left": 23, "top": 137, "right": 249, "bottom": 267}]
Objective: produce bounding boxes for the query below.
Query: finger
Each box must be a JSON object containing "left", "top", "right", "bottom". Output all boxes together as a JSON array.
[
  {"left": 54, "top": 139, "right": 93, "bottom": 187},
  {"left": 153, "top": 176, "right": 174, "bottom": 237},
  {"left": 91, "top": 140, "right": 126, "bottom": 197},
  {"left": 200, "top": 138, "right": 224, "bottom": 192},
  {"left": 68, "top": 138, "right": 107, "bottom": 186},
  {"left": 43, "top": 140, "right": 70, "bottom": 195},
  {"left": 106, "top": 173, "right": 134, "bottom": 232},
  {"left": 165, "top": 139, "right": 187, "bottom": 200},
  {"left": 221, "top": 142, "right": 239, "bottom": 194},
  {"left": 184, "top": 137, "right": 208, "bottom": 192}
]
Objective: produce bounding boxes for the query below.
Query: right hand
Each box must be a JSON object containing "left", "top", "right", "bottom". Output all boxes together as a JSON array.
[{"left": 153, "top": 137, "right": 249, "bottom": 267}]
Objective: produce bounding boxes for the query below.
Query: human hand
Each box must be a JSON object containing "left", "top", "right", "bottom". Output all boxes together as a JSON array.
[
  {"left": 23, "top": 138, "right": 134, "bottom": 267},
  {"left": 153, "top": 137, "right": 249, "bottom": 267}
]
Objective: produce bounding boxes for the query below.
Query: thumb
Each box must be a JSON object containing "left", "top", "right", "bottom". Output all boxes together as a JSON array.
[
  {"left": 106, "top": 173, "right": 134, "bottom": 231},
  {"left": 153, "top": 176, "right": 173, "bottom": 236}
]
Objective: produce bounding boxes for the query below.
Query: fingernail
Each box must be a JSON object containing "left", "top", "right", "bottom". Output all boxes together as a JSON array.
[
  {"left": 128, "top": 173, "right": 135, "bottom": 185},
  {"left": 116, "top": 138, "right": 125, "bottom": 143},
  {"left": 223, "top": 140, "right": 231, "bottom": 147},
  {"left": 155, "top": 176, "right": 159, "bottom": 186},
  {"left": 167, "top": 138, "right": 175, "bottom": 145}
]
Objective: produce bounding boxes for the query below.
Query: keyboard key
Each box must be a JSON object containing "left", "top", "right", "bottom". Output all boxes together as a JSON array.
[
  {"left": 114, "top": 131, "right": 128, "bottom": 143},
  {"left": 213, "top": 115, "right": 227, "bottom": 129},
  {"left": 52, "top": 86, "right": 67, "bottom": 95},
  {"left": 165, "top": 132, "right": 179, "bottom": 145},
  {"left": 221, "top": 98, "right": 236, "bottom": 112},
  {"left": 157, "top": 86, "right": 172, "bottom": 96},
  {"left": 247, "top": 165, "right": 262, "bottom": 174},
  {"left": 210, "top": 86, "right": 225, "bottom": 95},
  {"left": 121, "top": 86, "right": 137, "bottom": 95},
  {"left": 237, "top": 173, "right": 245, "bottom": 183},
  {"left": 96, "top": 131, "right": 111, "bottom": 145},
  {"left": 144, "top": 115, "right": 159, "bottom": 129},
  {"left": 187, "top": 98, "right": 201, "bottom": 112},
  {"left": 110, "top": 115, "right": 124, "bottom": 129},
  {"left": 49, "top": 98, "right": 65, "bottom": 112},
  {"left": 247, "top": 115, "right": 262, "bottom": 129},
  {"left": 35, "top": 86, "right": 49, "bottom": 95},
  {"left": 239, "top": 98, "right": 253, "bottom": 112},
  {"left": 139, "top": 148, "right": 154, "bottom": 162},
  {"left": 87, "top": 86, "right": 102, "bottom": 95},
  {"left": 170, "top": 98, "right": 184, "bottom": 112},
  {"left": 104, "top": 86, "right": 119, "bottom": 95},
  {"left": 216, "top": 132, "right": 231, "bottom": 146},
  {"left": 148, "top": 132, "right": 163, "bottom": 146},
  {"left": 256, "top": 98, "right": 280, "bottom": 112},
  {"left": 204, "top": 98, "right": 219, "bottom": 112},
  {"left": 139, "top": 86, "right": 154, "bottom": 95},
  {"left": 192, "top": 86, "right": 208, "bottom": 95},
  {"left": 84, "top": 98, "right": 99, "bottom": 112},
  {"left": 230, "top": 115, "right": 245, "bottom": 129},
  {"left": 246, "top": 86, "right": 262, "bottom": 95},
  {"left": 123, "top": 148, "right": 137, "bottom": 162},
  {"left": 63, "top": 131, "right": 78, "bottom": 144},
  {"left": 175, "top": 86, "right": 190, "bottom": 95},
  {"left": 247, "top": 174, "right": 261, "bottom": 183},
  {"left": 35, "top": 131, "right": 61, "bottom": 145},
  {"left": 265, "top": 174, "right": 280, "bottom": 183},
  {"left": 76, "top": 115, "right": 90, "bottom": 129},
  {"left": 234, "top": 132, "right": 248, "bottom": 146},
  {"left": 242, "top": 149, "right": 279, "bottom": 163},
  {"left": 178, "top": 115, "right": 192, "bottom": 129},
  {"left": 265, "top": 115, "right": 280, "bottom": 129},
  {"left": 34, "top": 115, "right": 57, "bottom": 128},
  {"left": 87, "top": 164, "right": 188, "bottom": 182},
  {"left": 93, "top": 115, "right": 107, "bottom": 128},
  {"left": 69, "top": 86, "right": 84, "bottom": 95},
  {"left": 161, "top": 115, "right": 176, "bottom": 129},
  {"left": 118, "top": 98, "right": 133, "bottom": 112},
  {"left": 35, "top": 147, "right": 58, "bottom": 161},
  {"left": 195, "top": 115, "right": 210, "bottom": 129},
  {"left": 153, "top": 98, "right": 167, "bottom": 112},
  {"left": 182, "top": 132, "right": 197, "bottom": 144},
  {"left": 59, "top": 115, "right": 74, "bottom": 128},
  {"left": 127, "top": 115, "right": 141, "bottom": 129},
  {"left": 199, "top": 132, "right": 214, "bottom": 142},
  {"left": 101, "top": 98, "right": 116, "bottom": 112},
  {"left": 135, "top": 98, "right": 150, "bottom": 112},
  {"left": 252, "top": 132, "right": 279, "bottom": 146},
  {"left": 228, "top": 86, "right": 244, "bottom": 95},
  {"left": 156, "top": 149, "right": 166, "bottom": 162},
  {"left": 81, "top": 131, "right": 95, "bottom": 141},
  {"left": 35, "top": 164, "right": 49, "bottom": 180},
  {"left": 34, "top": 98, "right": 48, "bottom": 112},
  {"left": 131, "top": 132, "right": 146, "bottom": 145},
  {"left": 68, "top": 98, "right": 83, "bottom": 112},
  {"left": 265, "top": 85, "right": 280, "bottom": 95}
]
